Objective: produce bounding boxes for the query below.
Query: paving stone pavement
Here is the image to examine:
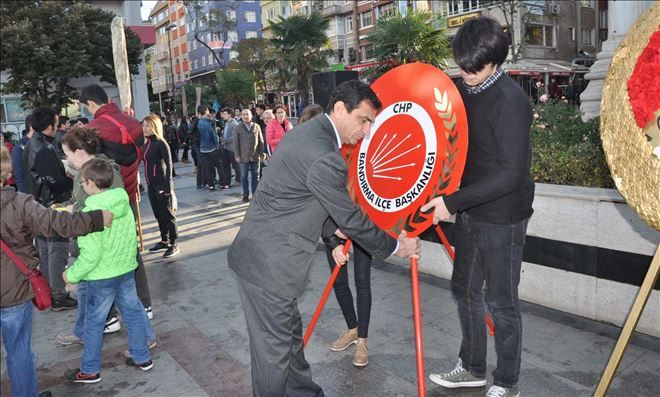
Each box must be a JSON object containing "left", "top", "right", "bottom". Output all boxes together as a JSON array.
[{"left": 2, "top": 162, "right": 658, "bottom": 396}]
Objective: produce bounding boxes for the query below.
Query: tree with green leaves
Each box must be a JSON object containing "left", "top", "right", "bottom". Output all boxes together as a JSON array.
[
  {"left": 230, "top": 38, "right": 273, "bottom": 96},
  {"left": 0, "top": 1, "right": 142, "bottom": 110},
  {"left": 270, "top": 12, "right": 334, "bottom": 106},
  {"left": 216, "top": 70, "right": 255, "bottom": 107},
  {"left": 364, "top": 10, "right": 451, "bottom": 82},
  {"left": 184, "top": 0, "right": 238, "bottom": 69}
]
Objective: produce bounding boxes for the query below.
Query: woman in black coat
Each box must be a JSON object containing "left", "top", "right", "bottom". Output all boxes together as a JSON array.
[{"left": 142, "top": 115, "right": 180, "bottom": 258}]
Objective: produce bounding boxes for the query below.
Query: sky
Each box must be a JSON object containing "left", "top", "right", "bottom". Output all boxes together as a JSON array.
[{"left": 141, "top": 0, "right": 157, "bottom": 21}]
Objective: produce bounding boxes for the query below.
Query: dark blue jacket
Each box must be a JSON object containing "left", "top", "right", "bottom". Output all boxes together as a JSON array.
[{"left": 198, "top": 117, "right": 218, "bottom": 153}]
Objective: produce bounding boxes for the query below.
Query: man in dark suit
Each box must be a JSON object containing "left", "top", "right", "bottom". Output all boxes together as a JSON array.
[{"left": 228, "top": 81, "right": 421, "bottom": 396}]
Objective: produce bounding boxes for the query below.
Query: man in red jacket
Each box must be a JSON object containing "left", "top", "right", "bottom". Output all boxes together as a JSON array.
[
  {"left": 80, "top": 85, "right": 143, "bottom": 203},
  {"left": 79, "top": 84, "right": 154, "bottom": 324}
]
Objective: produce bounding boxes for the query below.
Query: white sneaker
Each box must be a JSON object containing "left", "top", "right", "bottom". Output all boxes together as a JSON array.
[
  {"left": 429, "top": 359, "right": 487, "bottom": 388},
  {"left": 486, "top": 385, "right": 520, "bottom": 397},
  {"left": 104, "top": 317, "right": 121, "bottom": 334},
  {"left": 145, "top": 306, "right": 153, "bottom": 320},
  {"left": 56, "top": 334, "right": 83, "bottom": 346}
]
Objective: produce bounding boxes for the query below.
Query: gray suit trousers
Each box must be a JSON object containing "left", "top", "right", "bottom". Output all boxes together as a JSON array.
[{"left": 235, "top": 272, "right": 324, "bottom": 397}]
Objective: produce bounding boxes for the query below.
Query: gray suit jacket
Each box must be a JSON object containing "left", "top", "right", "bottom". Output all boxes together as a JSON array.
[{"left": 228, "top": 115, "right": 397, "bottom": 298}]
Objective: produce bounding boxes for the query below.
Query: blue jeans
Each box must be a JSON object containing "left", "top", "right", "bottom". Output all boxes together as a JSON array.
[
  {"left": 73, "top": 282, "right": 155, "bottom": 342},
  {"left": 452, "top": 212, "right": 529, "bottom": 388},
  {"left": 240, "top": 161, "right": 260, "bottom": 197},
  {"left": 81, "top": 272, "right": 152, "bottom": 374},
  {"left": 1, "top": 300, "right": 38, "bottom": 397}
]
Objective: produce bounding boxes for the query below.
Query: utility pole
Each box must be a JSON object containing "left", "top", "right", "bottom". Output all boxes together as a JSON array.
[{"left": 166, "top": 22, "right": 178, "bottom": 119}]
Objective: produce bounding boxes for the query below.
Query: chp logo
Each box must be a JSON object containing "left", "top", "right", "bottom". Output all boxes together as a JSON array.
[{"left": 345, "top": 63, "right": 468, "bottom": 238}]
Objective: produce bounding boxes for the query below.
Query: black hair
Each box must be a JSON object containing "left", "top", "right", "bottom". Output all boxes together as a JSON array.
[
  {"left": 452, "top": 17, "right": 510, "bottom": 74},
  {"left": 297, "top": 104, "right": 324, "bottom": 125},
  {"left": 255, "top": 103, "right": 266, "bottom": 111},
  {"left": 327, "top": 80, "right": 382, "bottom": 114},
  {"left": 197, "top": 104, "right": 209, "bottom": 114},
  {"left": 79, "top": 84, "right": 109, "bottom": 105},
  {"left": 80, "top": 158, "right": 114, "bottom": 189},
  {"left": 220, "top": 107, "right": 232, "bottom": 114},
  {"left": 31, "top": 107, "right": 58, "bottom": 132},
  {"left": 25, "top": 114, "right": 33, "bottom": 132},
  {"left": 59, "top": 115, "right": 69, "bottom": 124},
  {"left": 77, "top": 117, "right": 89, "bottom": 124}
]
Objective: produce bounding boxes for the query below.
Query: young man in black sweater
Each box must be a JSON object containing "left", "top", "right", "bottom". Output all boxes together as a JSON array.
[{"left": 422, "top": 17, "right": 534, "bottom": 397}]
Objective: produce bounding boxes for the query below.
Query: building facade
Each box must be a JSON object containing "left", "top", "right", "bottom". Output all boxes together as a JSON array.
[
  {"left": 188, "top": 0, "right": 262, "bottom": 80},
  {"left": 261, "top": 0, "right": 292, "bottom": 38}
]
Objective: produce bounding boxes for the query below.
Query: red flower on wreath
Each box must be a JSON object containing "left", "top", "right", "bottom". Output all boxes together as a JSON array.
[{"left": 627, "top": 29, "right": 660, "bottom": 128}]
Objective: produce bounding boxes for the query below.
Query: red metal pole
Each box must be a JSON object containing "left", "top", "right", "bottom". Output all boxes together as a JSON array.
[
  {"left": 304, "top": 240, "right": 353, "bottom": 347},
  {"left": 410, "top": 256, "right": 426, "bottom": 397},
  {"left": 435, "top": 225, "right": 495, "bottom": 336}
]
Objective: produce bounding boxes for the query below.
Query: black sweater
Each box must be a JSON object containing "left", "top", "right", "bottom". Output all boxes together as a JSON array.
[
  {"left": 142, "top": 136, "right": 173, "bottom": 192},
  {"left": 444, "top": 74, "right": 535, "bottom": 224}
]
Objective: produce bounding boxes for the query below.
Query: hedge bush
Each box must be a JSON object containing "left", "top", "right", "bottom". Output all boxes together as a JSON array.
[{"left": 530, "top": 100, "right": 615, "bottom": 189}]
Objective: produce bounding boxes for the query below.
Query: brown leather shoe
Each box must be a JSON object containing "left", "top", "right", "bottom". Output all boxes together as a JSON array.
[
  {"left": 353, "top": 339, "right": 368, "bottom": 367},
  {"left": 329, "top": 328, "right": 358, "bottom": 351}
]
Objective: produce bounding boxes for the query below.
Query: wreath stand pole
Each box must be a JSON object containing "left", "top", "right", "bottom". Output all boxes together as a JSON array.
[
  {"left": 435, "top": 225, "right": 495, "bottom": 336},
  {"left": 410, "top": 255, "right": 427, "bottom": 397},
  {"left": 594, "top": 245, "right": 659, "bottom": 396},
  {"left": 304, "top": 240, "right": 353, "bottom": 347}
]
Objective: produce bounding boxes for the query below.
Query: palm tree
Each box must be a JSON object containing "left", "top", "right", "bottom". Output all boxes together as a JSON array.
[
  {"left": 269, "top": 12, "right": 334, "bottom": 106},
  {"left": 365, "top": 10, "right": 451, "bottom": 82}
]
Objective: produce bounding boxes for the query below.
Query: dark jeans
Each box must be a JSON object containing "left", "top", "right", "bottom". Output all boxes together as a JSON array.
[
  {"left": 239, "top": 161, "right": 259, "bottom": 197},
  {"left": 192, "top": 145, "right": 199, "bottom": 167},
  {"left": 324, "top": 242, "right": 372, "bottom": 338},
  {"left": 130, "top": 201, "right": 152, "bottom": 308},
  {"left": 222, "top": 148, "right": 240, "bottom": 185},
  {"left": 147, "top": 185, "right": 178, "bottom": 244},
  {"left": 199, "top": 150, "right": 216, "bottom": 188},
  {"left": 181, "top": 140, "right": 190, "bottom": 161},
  {"left": 213, "top": 148, "right": 225, "bottom": 185},
  {"left": 452, "top": 212, "right": 529, "bottom": 388},
  {"left": 37, "top": 234, "right": 69, "bottom": 300}
]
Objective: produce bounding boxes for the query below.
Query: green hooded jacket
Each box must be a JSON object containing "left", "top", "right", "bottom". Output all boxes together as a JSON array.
[{"left": 65, "top": 188, "right": 137, "bottom": 283}]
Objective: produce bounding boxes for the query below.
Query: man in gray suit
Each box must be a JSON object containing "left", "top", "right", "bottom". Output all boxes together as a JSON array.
[{"left": 228, "top": 81, "right": 421, "bottom": 396}]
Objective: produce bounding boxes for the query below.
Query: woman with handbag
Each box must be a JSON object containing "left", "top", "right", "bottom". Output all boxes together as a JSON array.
[
  {"left": 0, "top": 143, "right": 112, "bottom": 397},
  {"left": 142, "top": 115, "right": 180, "bottom": 258}
]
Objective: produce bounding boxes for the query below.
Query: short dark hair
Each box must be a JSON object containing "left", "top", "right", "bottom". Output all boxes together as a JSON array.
[
  {"left": 25, "top": 114, "right": 33, "bottom": 132},
  {"left": 327, "top": 80, "right": 382, "bottom": 114},
  {"left": 80, "top": 158, "right": 114, "bottom": 190},
  {"left": 452, "top": 17, "right": 510, "bottom": 74},
  {"left": 79, "top": 84, "right": 109, "bottom": 105},
  {"left": 31, "top": 107, "right": 58, "bottom": 132},
  {"left": 197, "top": 104, "right": 209, "bottom": 114},
  {"left": 220, "top": 107, "right": 232, "bottom": 115},
  {"left": 255, "top": 103, "right": 265, "bottom": 111},
  {"left": 59, "top": 115, "right": 69, "bottom": 124},
  {"left": 77, "top": 117, "right": 89, "bottom": 125},
  {"left": 297, "top": 104, "right": 324, "bottom": 125},
  {"left": 272, "top": 103, "right": 288, "bottom": 115},
  {"left": 62, "top": 126, "right": 101, "bottom": 154}
]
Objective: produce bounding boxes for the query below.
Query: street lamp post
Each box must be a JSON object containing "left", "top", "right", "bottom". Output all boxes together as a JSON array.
[{"left": 165, "top": 22, "right": 178, "bottom": 119}]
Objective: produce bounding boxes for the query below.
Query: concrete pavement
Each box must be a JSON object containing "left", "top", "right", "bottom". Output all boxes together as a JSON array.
[{"left": 2, "top": 161, "right": 658, "bottom": 396}]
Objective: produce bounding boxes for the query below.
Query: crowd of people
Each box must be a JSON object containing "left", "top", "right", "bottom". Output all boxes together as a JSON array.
[{"left": 1, "top": 16, "right": 534, "bottom": 397}]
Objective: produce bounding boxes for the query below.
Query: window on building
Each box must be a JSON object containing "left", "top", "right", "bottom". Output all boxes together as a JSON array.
[
  {"left": 376, "top": 2, "right": 396, "bottom": 19},
  {"left": 227, "top": 10, "right": 236, "bottom": 20},
  {"left": 599, "top": 10, "right": 607, "bottom": 29},
  {"left": 208, "top": 53, "right": 213, "bottom": 64},
  {"left": 581, "top": 28, "right": 594, "bottom": 46},
  {"left": 207, "top": 32, "right": 212, "bottom": 42},
  {"left": 245, "top": 11, "right": 257, "bottom": 23},
  {"left": 202, "top": 57, "right": 206, "bottom": 66},
  {"left": 178, "top": 17, "right": 185, "bottom": 27},
  {"left": 525, "top": 24, "right": 554, "bottom": 47},
  {"left": 568, "top": 27, "right": 575, "bottom": 41},
  {"left": 281, "top": 5, "right": 289, "bottom": 17},
  {"left": 440, "top": 0, "right": 494, "bottom": 16},
  {"left": 580, "top": 0, "right": 595, "bottom": 8},
  {"left": 268, "top": 9, "right": 275, "bottom": 19},
  {"left": 359, "top": 11, "right": 372, "bottom": 29},
  {"left": 228, "top": 31, "right": 238, "bottom": 42},
  {"left": 230, "top": 50, "right": 239, "bottom": 60},
  {"left": 246, "top": 31, "right": 258, "bottom": 39},
  {"left": 345, "top": 15, "right": 353, "bottom": 33}
]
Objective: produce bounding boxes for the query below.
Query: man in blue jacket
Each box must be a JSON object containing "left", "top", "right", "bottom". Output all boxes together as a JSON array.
[
  {"left": 196, "top": 105, "right": 220, "bottom": 191},
  {"left": 11, "top": 115, "right": 34, "bottom": 193}
]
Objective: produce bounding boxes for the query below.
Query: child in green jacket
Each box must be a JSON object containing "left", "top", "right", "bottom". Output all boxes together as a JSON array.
[{"left": 63, "top": 158, "right": 154, "bottom": 383}]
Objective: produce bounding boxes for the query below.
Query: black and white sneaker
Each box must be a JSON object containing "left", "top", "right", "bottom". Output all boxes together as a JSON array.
[
  {"left": 52, "top": 296, "right": 78, "bottom": 311},
  {"left": 64, "top": 368, "right": 101, "bottom": 383},
  {"left": 163, "top": 244, "right": 180, "bottom": 258},
  {"left": 148, "top": 242, "right": 169, "bottom": 252},
  {"left": 145, "top": 306, "right": 153, "bottom": 320},
  {"left": 104, "top": 317, "right": 121, "bottom": 334},
  {"left": 125, "top": 358, "right": 154, "bottom": 371}
]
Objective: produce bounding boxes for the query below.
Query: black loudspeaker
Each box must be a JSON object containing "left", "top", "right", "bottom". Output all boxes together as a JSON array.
[{"left": 312, "top": 71, "right": 359, "bottom": 111}]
